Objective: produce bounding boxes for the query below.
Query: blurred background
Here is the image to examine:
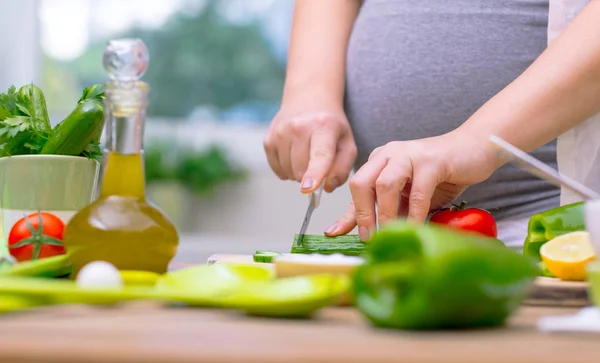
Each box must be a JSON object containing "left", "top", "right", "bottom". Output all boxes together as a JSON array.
[{"left": 0, "top": 0, "right": 353, "bottom": 263}]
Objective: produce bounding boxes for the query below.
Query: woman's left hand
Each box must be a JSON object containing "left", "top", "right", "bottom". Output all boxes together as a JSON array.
[{"left": 324, "top": 130, "right": 500, "bottom": 241}]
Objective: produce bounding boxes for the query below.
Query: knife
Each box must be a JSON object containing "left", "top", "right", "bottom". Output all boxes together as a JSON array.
[
  {"left": 488, "top": 135, "right": 600, "bottom": 200},
  {"left": 296, "top": 183, "right": 324, "bottom": 247}
]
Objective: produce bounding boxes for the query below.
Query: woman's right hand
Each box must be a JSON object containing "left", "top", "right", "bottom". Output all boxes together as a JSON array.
[{"left": 263, "top": 106, "right": 357, "bottom": 193}]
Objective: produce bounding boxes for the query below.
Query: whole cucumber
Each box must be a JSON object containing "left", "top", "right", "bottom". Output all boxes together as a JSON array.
[
  {"left": 40, "top": 99, "right": 105, "bottom": 156},
  {"left": 18, "top": 84, "right": 51, "bottom": 131}
]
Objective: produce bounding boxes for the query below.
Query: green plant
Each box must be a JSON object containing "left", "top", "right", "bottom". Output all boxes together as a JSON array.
[{"left": 144, "top": 140, "right": 246, "bottom": 195}]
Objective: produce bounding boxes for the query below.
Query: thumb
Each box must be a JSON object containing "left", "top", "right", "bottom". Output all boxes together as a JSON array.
[{"left": 324, "top": 202, "right": 357, "bottom": 237}]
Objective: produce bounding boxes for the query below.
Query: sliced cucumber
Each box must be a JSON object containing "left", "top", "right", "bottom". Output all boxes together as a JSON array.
[
  {"left": 253, "top": 251, "right": 282, "bottom": 263},
  {"left": 291, "top": 234, "right": 364, "bottom": 256}
]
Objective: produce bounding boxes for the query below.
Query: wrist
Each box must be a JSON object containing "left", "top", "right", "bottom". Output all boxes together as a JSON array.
[
  {"left": 282, "top": 73, "right": 344, "bottom": 107},
  {"left": 281, "top": 83, "right": 345, "bottom": 114},
  {"left": 449, "top": 126, "right": 506, "bottom": 174}
]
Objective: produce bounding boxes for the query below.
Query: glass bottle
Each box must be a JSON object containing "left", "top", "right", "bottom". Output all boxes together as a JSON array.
[{"left": 63, "top": 39, "right": 179, "bottom": 277}]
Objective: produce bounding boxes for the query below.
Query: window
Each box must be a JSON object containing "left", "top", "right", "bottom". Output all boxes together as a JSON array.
[
  {"left": 0, "top": 0, "right": 352, "bottom": 261},
  {"left": 39, "top": 0, "right": 292, "bottom": 123}
]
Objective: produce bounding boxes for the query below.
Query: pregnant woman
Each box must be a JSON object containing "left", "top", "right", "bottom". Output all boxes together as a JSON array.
[{"left": 264, "top": 0, "right": 600, "bottom": 246}]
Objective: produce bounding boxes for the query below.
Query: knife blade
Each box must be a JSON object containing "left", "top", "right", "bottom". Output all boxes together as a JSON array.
[
  {"left": 296, "top": 184, "right": 324, "bottom": 247},
  {"left": 488, "top": 135, "right": 600, "bottom": 200}
]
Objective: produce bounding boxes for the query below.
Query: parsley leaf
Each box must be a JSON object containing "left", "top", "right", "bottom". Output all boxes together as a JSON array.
[
  {"left": 0, "top": 116, "right": 34, "bottom": 138},
  {"left": 80, "top": 140, "right": 103, "bottom": 161},
  {"left": 0, "top": 85, "right": 18, "bottom": 115},
  {"left": 23, "top": 130, "right": 50, "bottom": 152},
  {"left": 78, "top": 84, "right": 105, "bottom": 103},
  {"left": 0, "top": 106, "right": 10, "bottom": 121}
]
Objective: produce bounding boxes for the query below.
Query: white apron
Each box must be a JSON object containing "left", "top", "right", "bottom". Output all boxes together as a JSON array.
[{"left": 550, "top": 0, "right": 600, "bottom": 205}]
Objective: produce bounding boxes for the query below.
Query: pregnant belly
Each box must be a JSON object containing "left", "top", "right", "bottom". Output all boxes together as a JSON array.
[
  {"left": 345, "top": 0, "right": 549, "bottom": 165},
  {"left": 344, "top": 0, "right": 558, "bottom": 221}
]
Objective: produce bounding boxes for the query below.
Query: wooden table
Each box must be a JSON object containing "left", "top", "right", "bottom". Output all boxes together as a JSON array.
[{"left": 0, "top": 304, "right": 596, "bottom": 363}]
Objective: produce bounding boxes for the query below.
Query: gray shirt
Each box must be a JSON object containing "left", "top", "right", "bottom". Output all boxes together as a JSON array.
[{"left": 344, "top": 0, "right": 559, "bottom": 221}]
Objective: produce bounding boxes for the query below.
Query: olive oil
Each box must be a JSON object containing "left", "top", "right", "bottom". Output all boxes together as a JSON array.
[{"left": 63, "top": 39, "right": 178, "bottom": 277}]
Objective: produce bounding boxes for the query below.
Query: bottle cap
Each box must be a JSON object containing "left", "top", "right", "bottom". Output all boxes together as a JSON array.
[{"left": 103, "top": 38, "right": 149, "bottom": 82}]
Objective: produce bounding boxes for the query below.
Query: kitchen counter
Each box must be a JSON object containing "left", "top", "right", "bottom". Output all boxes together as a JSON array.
[{"left": 0, "top": 304, "right": 596, "bottom": 363}]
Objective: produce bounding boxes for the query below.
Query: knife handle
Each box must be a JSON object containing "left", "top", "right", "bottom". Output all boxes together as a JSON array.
[{"left": 310, "top": 184, "right": 324, "bottom": 209}]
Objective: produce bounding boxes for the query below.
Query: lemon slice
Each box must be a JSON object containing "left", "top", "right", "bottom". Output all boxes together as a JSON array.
[{"left": 540, "top": 231, "right": 595, "bottom": 281}]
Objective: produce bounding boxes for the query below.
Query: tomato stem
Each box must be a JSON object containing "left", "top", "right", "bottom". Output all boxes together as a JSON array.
[{"left": 450, "top": 201, "right": 467, "bottom": 211}]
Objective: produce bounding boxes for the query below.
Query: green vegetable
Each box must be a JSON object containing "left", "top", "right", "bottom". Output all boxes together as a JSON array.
[
  {"left": 523, "top": 202, "right": 585, "bottom": 261},
  {"left": 0, "top": 255, "right": 72, "bottom": 278},
  {"left": 17, "top": 84, "right": 51, "bottom": 131},
  {"left": 0, "top": 264, "right": 348, "bottom": 316},
  {"left": 291, "top": 234, "right": 364, "bottom": 256},
  {"left": 0, "top": 85, "right": 52, "bottom": 156},
  {"left": 40, "top": 86, "right": 105, "bottom": 156},
  {"left": 0, "top": 83, "right": 104, "bottom": 159},
  {"left": 253, "top": 250, "right": 282, "bottom": 263},
  {"left": 537, "top": 261, "right": 555, "bottom": 278},
  {"left": 353, "top": 221, "right": 537, "bottom": 330}
]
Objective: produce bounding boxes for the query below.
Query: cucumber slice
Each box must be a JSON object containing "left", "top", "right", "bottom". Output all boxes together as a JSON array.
[
  {"left": 253, "top": 251, "right": 282, "bottom": 263},
  {"left": 291, "top": 234, "right": 364, "bottom": 256}
]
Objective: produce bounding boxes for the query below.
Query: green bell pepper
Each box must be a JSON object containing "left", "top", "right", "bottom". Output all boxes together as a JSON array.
[
  {"left": 352, "top": 221, "right": 537, "bottom": 330},
  {"left": 523, "top": 202, "right": 585, "bottom": 260}
]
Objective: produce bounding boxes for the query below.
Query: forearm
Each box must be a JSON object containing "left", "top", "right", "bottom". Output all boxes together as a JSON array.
[
  {"left": 282, "top": 0, "right": 360, "bottom": 109},
  {"left": 460, "top": 0, "right": 600, "bottom": 155}
]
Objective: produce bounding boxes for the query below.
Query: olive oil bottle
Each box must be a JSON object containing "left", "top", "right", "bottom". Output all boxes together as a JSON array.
[{"left": 63, "top": 39, "right": 178, "bottom": 277}]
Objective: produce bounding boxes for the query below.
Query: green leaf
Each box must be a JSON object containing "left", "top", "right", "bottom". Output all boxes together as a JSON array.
[
  {"left": 41, "top": 236, "right": 63, "bottom": 246},
  {"left": 23, "top": 133, "right": 47, "bottom": 152},
  {"left": 9, "top": 237, "right": 36, "bottom": 249},
  {"left": 0, "top": 116, "right": 32, "bottom": 138},
  {"left": 32, "top": 243, "right": 42, "bottom": 260},
  {"left": 36, "top": 210, "right": 44, "bottom": 235},
  {"left": 15, "top": 102, "right": 32, "bottom": 117},
  {"left": 80, "top": 140, "right": 103, "bottom": 160},
  {"left": 78, "top": 84, "right": 105, "bottom": 103},
  {"left": 23, "top": 213, "right": 38, "bottom": 236},
  {"left": 0, "top": 85, "right": 18, "bottom": 114},
  {"left": 0, "top": 106, "right": 11, "bottom": 121}
]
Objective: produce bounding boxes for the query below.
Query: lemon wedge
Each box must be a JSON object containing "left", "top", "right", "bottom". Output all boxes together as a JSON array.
[{"left": 540, "top": 231, "right": 595, "bottom": 281}]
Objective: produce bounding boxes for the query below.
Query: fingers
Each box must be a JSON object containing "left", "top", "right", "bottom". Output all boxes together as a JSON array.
[
  {"left": 301, "top": 124, "right": 339, "bottom": 193},
  {"left": 375, "top": 160, "right": 411, "bottom": 227},
  {"left": 407, "top": 166, "right": 439, "bottom": 223},
  {"left": 324, "top": 202, "right": 357, "bottom": 237},
  {"left": 349, "top": 156, "right": 388, "bottom": 241},
  {"left": 277, "top": 138, "right": 294, "bottom": 179},
  {"left": 263, "top": 134, "right": 286, "bottom": 180},
  {"left": 290, "top": 137, "right": 309, "bottom": 182},
  {"left": 398, "top": 196, "right": 410, "bottom": 217},
  {"left": 324, "top": 137, "right": 357, "bottom": 193}
]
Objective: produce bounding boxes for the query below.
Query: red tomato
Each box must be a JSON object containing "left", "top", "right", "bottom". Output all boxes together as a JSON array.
[
  {"left": 8, "top": 211, "right": 66, "bottom": 262},
  {"left": 429, "top": 202, "right": 498, "bottom": 238}
]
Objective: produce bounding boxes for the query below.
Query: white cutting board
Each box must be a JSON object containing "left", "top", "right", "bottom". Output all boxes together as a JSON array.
[{"left": 207, "top": 254, "right": 266, "bottom": 266}]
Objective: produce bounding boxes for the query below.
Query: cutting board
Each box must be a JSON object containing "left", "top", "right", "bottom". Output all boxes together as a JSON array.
[
  {"left": 207, "top": 254, "right": 262, "bottom": 265},
  {"left": 525, "top": 276, "right": 590, "bottom": 307},
  {"left": 207, "top": 254, "right": 592, "bottom": 307}
]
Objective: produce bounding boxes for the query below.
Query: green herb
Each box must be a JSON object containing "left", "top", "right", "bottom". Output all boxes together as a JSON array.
[
  {"left": 144, "top": 140, "right": 246, "bottom": 196},
  {"left": 0, "top": 83, "right": 105, "bottom": 159},
  {"left": 80, "top": 140, "right": 103, "bottom": 161},
  {"left": 0, "top": 84, "right": 52, "bottom": 156},
  {"left": 0, "top": 86, "right": 18, "bottom": 118},
  {"left": 78, "top": 84, "right": 105, "bottom": 103}
]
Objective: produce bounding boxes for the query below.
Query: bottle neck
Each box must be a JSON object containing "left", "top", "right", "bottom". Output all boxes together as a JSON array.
[{"left": 99, "top": 81, "right": 149, "bottom": 199}]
